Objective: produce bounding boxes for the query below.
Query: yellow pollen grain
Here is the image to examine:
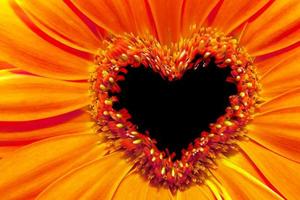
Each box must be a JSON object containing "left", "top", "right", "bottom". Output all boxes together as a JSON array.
[
  {"left": 247, "top": 82, "right": 253, "bottom": 88},
  {"left": 131, "top": 131, "right": 138, "bottom": 135},
  {"left": 103, "top": 111, "right": 109, "bottom": 116},
  {"left": 120, "top": 53, "right": 128, "bottom": 61},
  {"left": 116, "top": 113, "right": 122, "bottom": 118},
  {"left": 102, "top": 70, "right": 109, "bottom": 77},
  {"left": 236, "top": 60, "right": 243, "bottom": 65},
  {"left": 159, "top": 153, "right": 163, "bottom": 160},
  {"left": 110, "top": 59, "right": 117, "bottom": 65},
  {"left": 161, "top": 167, "right": 166, "bottom": 175},
  {"left": 225, "top": 58, "right": 232, "bottom": 64},
  {"left": 172, "top": 168, "right": 175, "bottom": 177},
  {"left": 133, "top": 55, "right": 141, "bottom": 62},
  {"left": 133, "top": 139, "right": 142, "bottom": 144},
  {"left": 224, "top": 121, "right": 233, "bottom": 126},
  {"left": 179, "top": 162, "right": 184, "bottom": 168},
  {"left": 99, "top": 84, "right": 106, "bottom": 91},
  {"left": 108, "top": 77, "right": 114, "bottom": 83},
  {"left": 216, "top": 124, "right": 222, "bottom": 129},
  {"left": 116, "top": 123, "right": 124, "bottom": 128},
  {"left": 150, "top": 148, "right": 155, "bottom": 155},
  {"left": 204, "top": 52, "right": 211, "bottom": 58},
  {"left": 104, "top": 99, "right": 112, "bottom": 105},
  {"left": 240, "top": 92, "right": 245, "bottom": 97},
  {"left": 233, "top": 105, "right": 240, "bottom": 110},
  {"left": 231, "top": 38, "right": 238, "bottom": 44}
]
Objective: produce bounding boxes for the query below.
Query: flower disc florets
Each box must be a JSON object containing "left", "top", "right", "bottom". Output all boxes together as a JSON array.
[{"left": 90, "top": 27, "right": 259, "bottom": 191}]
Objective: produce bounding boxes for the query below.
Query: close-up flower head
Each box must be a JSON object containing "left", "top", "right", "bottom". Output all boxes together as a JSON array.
[{"left": 0, "top": 0, "right": 299, "bottom": 199}]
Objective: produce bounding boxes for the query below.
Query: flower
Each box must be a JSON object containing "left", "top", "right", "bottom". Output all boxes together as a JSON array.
[{"left": 0, "top": 0, "right": 299, "bottom": 199}]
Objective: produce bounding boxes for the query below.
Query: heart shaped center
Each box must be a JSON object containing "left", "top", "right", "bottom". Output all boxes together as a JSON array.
[
  {"left": 113, "top": 61, "right": 237, "bottom": 159},
  {"left": 91, "top": 27, "right": 259, "bottom": 190}
]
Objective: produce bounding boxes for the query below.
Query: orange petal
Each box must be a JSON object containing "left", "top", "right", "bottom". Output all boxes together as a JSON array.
[
  {"left": 180, "top": 184, "right": 215, "bottom": 200},
  {"left": 222, "top": 151, "right": 266, "bottom": 182},
  {"left": 0, "top": 145, "right": 20, "bottom": 158},
  {"left": 147, "top": 0, "right": 184, "bottom": 44},
  {"left": 254, "top": 44, "right": 299, "bottom": 76},
  {"left": 37, "top": 152, "right": 133, "bottom": 200},
  {"left": 15, "top": 0, "right": 101, "bottom": 53},
  {"left": 0, "top": 110, "right": 93, "bottom": 145},
  {"left": 259, "top": 51, "right": 300, "bottom": 97},
  {"left": 212, "top": 157, "right": 283, "bottom": 199},
  {"left": 0, "top": 72, "right": 89, "bottom": 121},
  {"left": 146, "top": 184, "right": 174, "bottom": 200},
  {"left": 240, "top": 141, "right": 300, "bottom": 200},
  {"left": 121, "top": 0, "right": 157, "bottom": 37},
  {"left": 0, "top": 0, "right": 92, "bottom": 80},
  {"left": 0, "top": 134, "right": 105, "bottom": 199},
  {"left": 0, "top": 61, "right": 16, "bottom": 70},
  {"left": 208, "top": 0, "right": 270, "bottom": 35},
  {"left": 114, "top": 171, "right": 179, "bottom": 200},
  {"left": 181, "top": 0, "right": 219, "bottom": 37},
  {"left": 113, "top": 172, "right": 150, "bottom": 200},
  {"left": 259, "top": 87, "right": 300, "bottom": 112},
  {"left": 248, "top": 107, "right": 300, "bottom": 162},
  {"left": 240, "top": 0, "right": 300, "bottom": 56},
  {"left": 72, "top": 0, "right": 139, "bottom": 35}
]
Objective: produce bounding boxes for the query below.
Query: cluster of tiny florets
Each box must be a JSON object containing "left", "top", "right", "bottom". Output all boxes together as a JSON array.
[{"left": 90, "top": 27, "right": 259, "bottom": 191}]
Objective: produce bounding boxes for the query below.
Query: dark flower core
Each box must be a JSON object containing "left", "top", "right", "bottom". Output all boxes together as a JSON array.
[
  {"left": 91, "top": 27, "right": 259, "bottom": 191},
  {"left": 112, "top": 62, "right": 237, "bottom": 159}
]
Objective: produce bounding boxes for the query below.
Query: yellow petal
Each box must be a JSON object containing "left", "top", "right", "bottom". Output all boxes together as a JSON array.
[
  {"left": 0, "top": 72, "right": 89, "bottom": 121},
  {"left": 0, "top": 134, "right": 105, "bottom": 199},
  {"left": 206, "top": 179, "right": 230, "bottom": 200},
  {"left": 249, "top": 107, "right": 300, "bottom": 162},
  {"left": 208, "top": 0, "right": 270, "bottom": 35},
  {"left": 212, "top": 156, "right": 283, "bottom": 199},
  {"left": 240, "top": 141, "right": 300, "bottom": 200},
  {"left": 221, "top": 150, "right": 265, "bottom": 182},
  {"left": 240, "top": 0, "right": 300, "bottom": 56},
  {"left": 15, "top": 0, "right": 101, "bottom": 53},
  {"left": 37, "top": 152, "right": 133, "bottom": 200},
  {"left": 0, "top": 0, "right": 92, "bottom": 80}
]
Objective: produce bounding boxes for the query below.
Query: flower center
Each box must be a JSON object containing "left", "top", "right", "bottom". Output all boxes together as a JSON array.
[
  {"left": 90, "top": 27, "right": 259, "bottom": 191},
  {"left": 112, "top": 62, "right": 237, "bottom": 160}
]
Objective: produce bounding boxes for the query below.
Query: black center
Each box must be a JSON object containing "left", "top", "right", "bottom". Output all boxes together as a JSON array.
[{"left": 112, "top": 59, "right": 237, "bottom": 159}]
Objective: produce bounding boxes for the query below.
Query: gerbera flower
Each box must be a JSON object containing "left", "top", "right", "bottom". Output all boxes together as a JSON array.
[{"left": 0, "top": 0, "right": 299, "bottom": 199}]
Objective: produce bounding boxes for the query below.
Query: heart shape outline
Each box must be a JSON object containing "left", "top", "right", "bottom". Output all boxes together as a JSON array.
[{"left": 90, "top": 27, "right": 259, "bottom": 190}]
